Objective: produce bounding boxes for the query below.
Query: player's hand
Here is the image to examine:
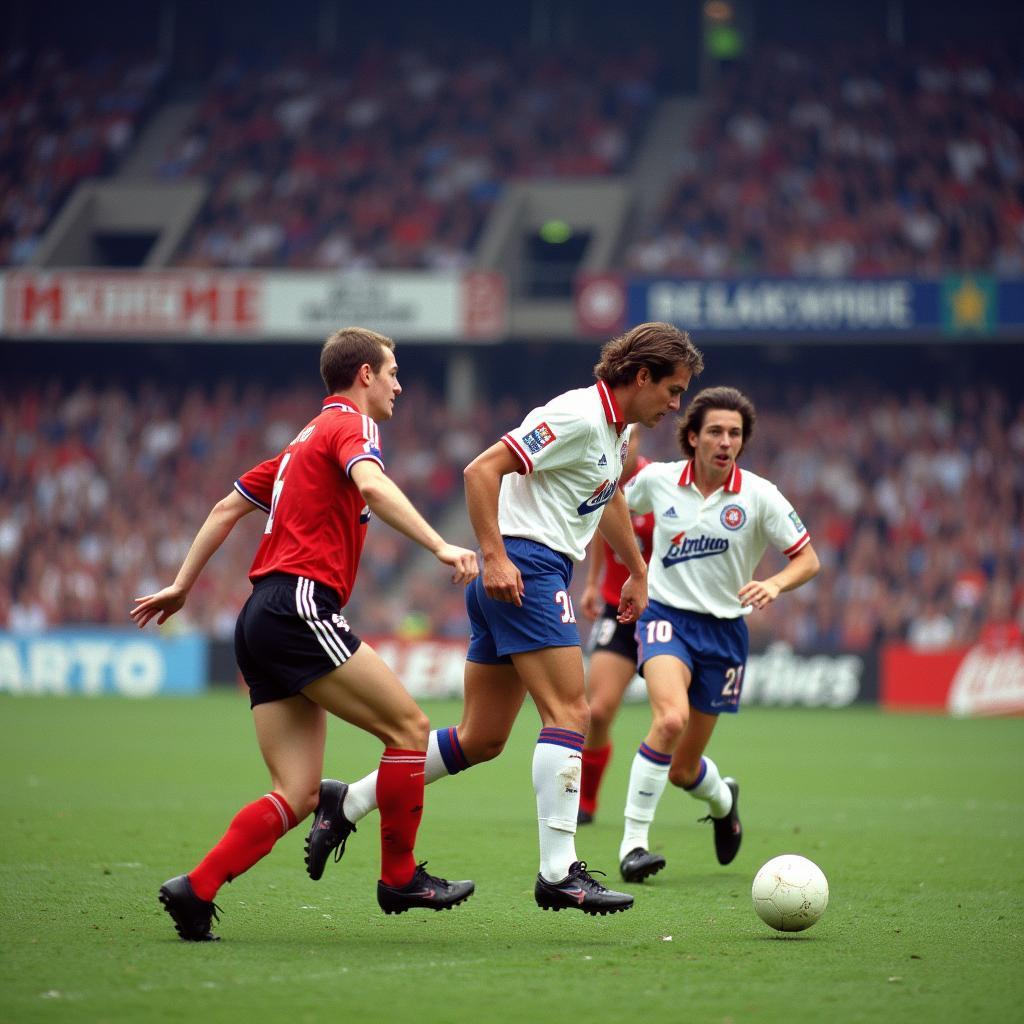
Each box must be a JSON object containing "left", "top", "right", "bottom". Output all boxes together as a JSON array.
[
  {"left": 483, "top": 553, "right": 525, "bottom": 607},
  {"left": 580, "top": 584, "right": 603, "bottom": 621},
  {"left": 738, "top": 579, "right": 781, "bottom": 610},
  {"left": 617, "top": 572, "right": 648, "bottom": 624},
  {"left": 130, "top": 585, "right": 187, "bottom": 628},
  {"left": 435, "top": 543, "right": 480, "bottom": 585}
]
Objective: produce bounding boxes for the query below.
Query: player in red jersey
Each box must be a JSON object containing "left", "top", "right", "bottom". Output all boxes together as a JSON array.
[
  {"left": 131, "top": 327, "right": 479, "bottom": 940},
  {"left": 577, "top": 431, "right": 654, "bottom": 826}
]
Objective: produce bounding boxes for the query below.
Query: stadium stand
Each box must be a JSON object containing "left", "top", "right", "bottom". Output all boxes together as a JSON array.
[
  {"left": 0, "top": 49, "right": 166, "bottom": 266},
  {"left": 157, "top": 43, "right": 663, "bottom": 270},
  {"left": 2, "top": 373, "right": 1021, "bottom": 652},
  {"left": 625, "top": 42, "right": 1024, "bottom": 276}
]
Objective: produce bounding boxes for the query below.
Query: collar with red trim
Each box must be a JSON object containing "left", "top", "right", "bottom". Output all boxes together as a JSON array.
[
  {"left": 595, "top": 380, "right": 625, "bottom": 430},
  {"left": 677, "top": 459, "right": 743, "bottom": 493}
]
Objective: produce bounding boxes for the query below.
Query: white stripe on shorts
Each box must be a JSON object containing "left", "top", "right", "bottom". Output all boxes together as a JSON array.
[{"left": 294, "top": 577, "right": 352, "bottom": 666}]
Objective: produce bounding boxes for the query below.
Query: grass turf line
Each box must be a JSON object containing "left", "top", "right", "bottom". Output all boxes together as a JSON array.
[{"left": 1, "top": 694, "right": 1022, "bottom": 1023}]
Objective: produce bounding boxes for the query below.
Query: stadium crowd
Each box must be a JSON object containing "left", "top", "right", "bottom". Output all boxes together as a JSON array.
[
  {"left": 158, "top": 43, "right": 663, "bottom": 271},
  {"left": 3, "top": 38, "right": 1022, "bottom": 278},
  {"left": 2, "top": 372, "right": 1021, "bottom": 653},
  {"left": 0, "top": 48, "right": 166, "bottom": 267},
  {"left": 626, "top": 42, "right": 1024, "bottom": 277}
]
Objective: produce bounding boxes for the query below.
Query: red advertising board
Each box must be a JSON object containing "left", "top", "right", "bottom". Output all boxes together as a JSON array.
[
  {"left": 5, "top": 271, "right": 262, "bottom": 337},
  {"left": 881, "top": 642, "right": 1024, "bottom": 716}
]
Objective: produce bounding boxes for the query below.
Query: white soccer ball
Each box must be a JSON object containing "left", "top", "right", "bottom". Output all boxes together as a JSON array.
[{"left": 751, "top": 854, "right": 829, "bottom": 932}]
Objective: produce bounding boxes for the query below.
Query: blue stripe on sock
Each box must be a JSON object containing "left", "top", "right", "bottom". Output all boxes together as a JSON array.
[
  {"left": 538, "top": 727, "right": 584, "bottom": 751},
  {"left": 638, "top": 742, "right": 673, "bottom": 766},
  {"left": 683, "top": 756, "right": 708, "bottom": 791},
  {"left": 436, "top": 726, "right": 469, "bottom": 774}
]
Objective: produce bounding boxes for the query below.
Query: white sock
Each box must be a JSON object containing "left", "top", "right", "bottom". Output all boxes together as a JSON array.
[
  {"left": 534, "top": 730, "right": 583, "bottom": 882},
  {"left": 685, "top": 755, "right": 732, "bottom": 818},
  {"left": 619, "top": 744, "right": 671, "bottom": 861},
  {"left": 342, "top": 730, "right": 453, "bottom": 823}
]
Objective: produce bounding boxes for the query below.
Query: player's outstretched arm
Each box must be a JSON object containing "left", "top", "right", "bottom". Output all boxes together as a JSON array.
[
  {"left": 130, "top": 490, "right": 257, "bottom": 628},
  {"left": 738, "top": 543, "right": 820, "bottom": 611},
  {"left": 464, "top": 442, "right": 525, "bottom": 606},
  {"left": 597, "top": 489, "right": 647, "bottom": 623},
  {"left": 350, "top": 460, "right": 478, "bottom": 584}
]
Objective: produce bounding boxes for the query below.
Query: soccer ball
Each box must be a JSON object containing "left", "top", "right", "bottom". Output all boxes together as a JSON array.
[{"left": 751, "top": 854, "right": 829, "bottom": 932}]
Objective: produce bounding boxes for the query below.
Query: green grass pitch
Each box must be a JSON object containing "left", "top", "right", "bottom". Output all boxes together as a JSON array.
[{"left": 1, "top": 694, "right": 1022, "bottom": 1023}]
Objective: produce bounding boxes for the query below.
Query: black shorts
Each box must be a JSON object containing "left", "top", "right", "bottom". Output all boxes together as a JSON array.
[
  {"left": 235, "top": 573, "right": 362, "bottom": 707},
  {"left": 586, "top": 602, "right": 639, "bottom": 662}
]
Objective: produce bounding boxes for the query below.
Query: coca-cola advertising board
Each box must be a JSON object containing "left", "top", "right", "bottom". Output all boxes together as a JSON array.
[{"left": 881, "top": 642, "right": 1024, "bottom": 716}]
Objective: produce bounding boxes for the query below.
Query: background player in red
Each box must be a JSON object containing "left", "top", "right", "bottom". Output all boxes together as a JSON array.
[
  {"left": 131, "top": 326, "right": 479, "bottom": 940},
  {"left": 577, "top": 430, "right": 654, "bottom": 825}
]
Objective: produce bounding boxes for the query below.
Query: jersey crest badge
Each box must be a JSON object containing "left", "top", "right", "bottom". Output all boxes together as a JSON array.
[
  {"left": 522, "top": 422, "right": 556, "bottom": 454},
  {"left": 721, "top": 504, "right": 747, "bottom": 530}
]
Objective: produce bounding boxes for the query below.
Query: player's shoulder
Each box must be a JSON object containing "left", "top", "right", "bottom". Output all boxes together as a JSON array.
[
  {"left": 320, "top": 403, "right": 376, "bottom": 435},
  {"left": 540, "top": 384, "right": 600, "bottom": 416},
  {"left": 734, "top": 465, "right": 784, "bottom": 501}
]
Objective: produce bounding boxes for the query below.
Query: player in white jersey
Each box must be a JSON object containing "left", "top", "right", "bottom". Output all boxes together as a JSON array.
[
  {"left": 616, "top": 386, "right": 820, "bottom": 884},
  {"left": 305, "top": 323, "right": 705, "bottom": 915}
]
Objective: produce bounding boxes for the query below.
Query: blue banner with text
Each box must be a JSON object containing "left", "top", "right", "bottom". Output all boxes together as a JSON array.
[{"left": 0, "top": 630, "right": 208, "bottom": 696}]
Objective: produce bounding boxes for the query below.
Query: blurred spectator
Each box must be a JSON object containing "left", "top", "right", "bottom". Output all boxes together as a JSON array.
[
  {"left": 162, "top": 42, "right": 662, "bottom": 270},
  {"left": 0, "top": 49, "right": 165, "bottom": 266},
  {"left": 2, "top": 371, "right": 1021, "bottom": 653},
  {"left": 627, "top": 41, "right": 1024, "bottom": 277}
]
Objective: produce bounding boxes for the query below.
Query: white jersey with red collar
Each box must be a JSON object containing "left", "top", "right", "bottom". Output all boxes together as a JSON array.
[
  {"left": 498, "top": 380, "right": 632, "bottom": 561},
  {"left": 625, "top": 459, "right": 810, "bottom": 619}
]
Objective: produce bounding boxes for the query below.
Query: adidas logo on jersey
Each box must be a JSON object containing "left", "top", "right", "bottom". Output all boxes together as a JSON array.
[
  {"left": 663, "top": 506, "right": 679, "bottom": 518},
  {"left": 597, "top": 454, "right": 608, "bottom": 467}
]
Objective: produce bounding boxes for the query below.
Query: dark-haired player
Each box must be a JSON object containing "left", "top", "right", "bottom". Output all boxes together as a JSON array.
[
  {"left": 616, "top": 386, "right": 819, "bottom": 883},
  {"left": 132, "top": 327, "right": 478, "bottom": 940},
  {"left": 308, "top": 323, "right": 704, "bottom": 915}
]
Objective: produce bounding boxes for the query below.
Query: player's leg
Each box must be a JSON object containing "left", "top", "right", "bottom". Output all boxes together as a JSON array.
[
  {"left": 618, "top": 654, "right": 690, "bottom": 880},
  {"left": 317, "top": 659, "right": 525, "bottom": 828},
  {"left": 303, "top": 644, "right": 474, "bottom": 910},
  {"left": 159, "top": 694, "right": 318, "bottom": 941},
  {"left": 513, "top": 645, "right": 633, "bottom": 914},
  {"left": 306, "top": 573, "right": 526, "bottom": 880},
  {"left": 580, "top": 646, "right": 636, "bottom": 823},
  {"left": 670, "top": 709, "right": 741, "bottom": 865}
]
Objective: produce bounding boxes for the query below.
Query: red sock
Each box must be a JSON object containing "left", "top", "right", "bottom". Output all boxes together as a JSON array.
[
  {"left": 580, "top": 744, "right": 612, "bottom": 816},
  {"left": 376, "top": 748, "right": 426, "bottom": 888},
  {"left": 188, "top": 793, "right": 297, "bottom": 902}
]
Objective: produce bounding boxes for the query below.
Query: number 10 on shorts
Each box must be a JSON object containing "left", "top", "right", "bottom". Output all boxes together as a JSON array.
[{"left": 645, "top": 620, "right": 672, "bottom": 643}]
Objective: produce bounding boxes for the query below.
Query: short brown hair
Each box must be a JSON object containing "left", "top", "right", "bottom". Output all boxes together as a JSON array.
[
  {"left": 320, "top": 327, "right": 395, "bottom": 393},
  {"left": 676, "top": 386, "right": 757, "bottom": 459},
  {"left": 593, "top": 322, "right": 704, "bottom": 387}
]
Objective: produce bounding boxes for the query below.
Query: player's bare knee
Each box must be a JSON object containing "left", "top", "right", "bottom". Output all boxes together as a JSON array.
[
  {"left": 383, "top": 708, "right": 430, "bottom": 750},
  {"left": 459, "top": 731, "right": 506, "bottom": 764},
  {"left": 561, "top": 697, "right": 591, "bottom": 736},
  {"left": 588, "top": 700, "right": 616, "bottom": 733},
  {"left": 651, "top": 709, "right": 687, "bottom": 750}
]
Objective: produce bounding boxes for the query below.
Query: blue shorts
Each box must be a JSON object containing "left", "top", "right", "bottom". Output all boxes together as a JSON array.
[
  {"left": 466, "top": 538, "right": 580, "bottom": 664},
  {"left": 636, "top": 599, "right": 749, "bottom": 715}
]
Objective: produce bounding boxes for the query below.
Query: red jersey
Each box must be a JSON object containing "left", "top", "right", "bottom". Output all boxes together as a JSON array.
[
  {"left": 600, "top": 456, "right": 655, "bottom": 607},
  {"left": 234, "top": 397, "right": 382, "bottom": 605}
]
